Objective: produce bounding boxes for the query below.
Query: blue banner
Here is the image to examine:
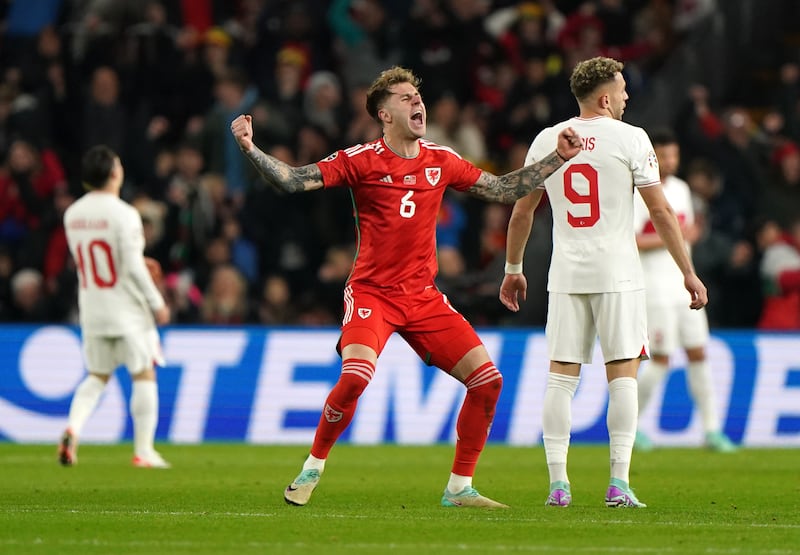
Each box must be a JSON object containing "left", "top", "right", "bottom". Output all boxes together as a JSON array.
[{"left": 1, "top": 325, "right": 798, "bottom": 446}]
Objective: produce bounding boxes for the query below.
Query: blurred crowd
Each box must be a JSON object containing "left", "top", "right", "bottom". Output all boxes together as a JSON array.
[{"left": 0, "top": 0, "right": 798, "bottom": 329}]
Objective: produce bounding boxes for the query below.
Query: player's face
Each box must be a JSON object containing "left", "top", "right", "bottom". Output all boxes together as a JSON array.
[
  {"left": 382, "top": 82, "right": 426, "bottom": 139},
  {"left": 654, "top": 143, "right": 679, "bottom": 178},
  {"left": 605, "top": 72, "right": 629, "bottom": 120}
]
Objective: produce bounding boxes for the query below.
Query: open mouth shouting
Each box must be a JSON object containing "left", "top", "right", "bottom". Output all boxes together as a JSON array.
[{"left": 410, "top": 109, "right": 425, "bottom": 132}]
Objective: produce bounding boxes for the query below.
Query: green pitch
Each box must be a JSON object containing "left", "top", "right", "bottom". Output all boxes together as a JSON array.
[{"left": 1, "top": 443, "right": 798, "bottom": 554}]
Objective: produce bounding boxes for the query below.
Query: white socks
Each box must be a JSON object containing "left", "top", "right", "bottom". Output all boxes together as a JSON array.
[
  {"left": 302, "top": 454, "right": 326, "bottom": 473},
  {"left": 542, "top": 373, "right": 580, "bottom": 484},
  {"left": 686, "top": 360, "right": 721, "bottom": 433},
  {"left": 131, "top": 380, "right": 158, "bottom": 457},
  {"left": 637, "top": 360, "right": 669, "bottom": 413},
  {"left": 639, "top": 359, "right": 721, "bottom": 434},
  {"left": 446, "top": 473, "right": 472, "bottom": 495},
  {"left": 607, "top": 377, "right": 638, "bottom": 483},
  {"left": 68, "top": 374, "right": 106, "bottom": 435}
]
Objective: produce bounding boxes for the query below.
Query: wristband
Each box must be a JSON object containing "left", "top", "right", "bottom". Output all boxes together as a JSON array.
[
  {"left": 555, "top": 149, "right": 569, "bottom": 162},
  {"left": 504, "top": 262, "right": 523, "bottom": 274}
]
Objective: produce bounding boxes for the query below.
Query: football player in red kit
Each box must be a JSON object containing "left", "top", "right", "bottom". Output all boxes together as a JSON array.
[{"left": 231, "top": 66, "right": 581, "bottom": 508}]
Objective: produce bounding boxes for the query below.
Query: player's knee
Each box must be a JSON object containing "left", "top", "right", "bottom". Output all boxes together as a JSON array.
[
  {"left": 466, "top": 363, "right": 503, "bottom": 403},
  {"left": 89, "top": 372, "right": 111, "bottom": 384},
  {"left": 334, "top": 371, "right": 371, "bottom": 400}
]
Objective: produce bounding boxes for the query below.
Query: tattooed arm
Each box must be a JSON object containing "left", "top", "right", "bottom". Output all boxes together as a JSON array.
[
  {"left": 468, "top": 126, "right": 582, "bottom": 203},
  {"left": 230, "top": 114, "right": 324, "bottom": 193},
  {"left": 469, "top": 151, "right": 565, "bottom": 203}
]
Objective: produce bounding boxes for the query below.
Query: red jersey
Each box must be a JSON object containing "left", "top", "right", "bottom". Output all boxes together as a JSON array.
[{"left": 317, "top": 138, "right": 481, "bottom": 293}]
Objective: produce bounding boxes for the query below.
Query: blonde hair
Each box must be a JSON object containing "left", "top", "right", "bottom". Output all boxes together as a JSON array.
[
  {"left": 569, "top": 57, "right": 624, "bottom": 102},
  {"left": 365, "top": 66, "right": 421, "bottom": 122}
]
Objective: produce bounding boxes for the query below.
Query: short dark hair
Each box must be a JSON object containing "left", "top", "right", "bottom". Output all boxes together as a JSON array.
[
  {"left": 365, "top": 66, "right": 421, "bottom": 122},
  {"left": 81, "top": 145, "right": 118, "bottom": 189},
  {"left": 569, "top": 56, "right": 624, "bottom": 102},
  {"left": 649, "top": 128, "right": 678, "bottom": 148}
]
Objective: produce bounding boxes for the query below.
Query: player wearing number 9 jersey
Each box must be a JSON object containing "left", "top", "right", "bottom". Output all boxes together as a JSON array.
[
  {"left": 59, "top": 145, "right": 171, "bottom": 469},
  {"left": 231, "top": 66, "right": 583, "bottom": 508},
  {"left": 499, "top": 57, "right": 708, "bottom": 508}
]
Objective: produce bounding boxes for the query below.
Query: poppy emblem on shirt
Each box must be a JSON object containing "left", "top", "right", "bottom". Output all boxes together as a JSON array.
[
  {"left": 358, "top": 308, "right": 372, "bottom": 319},
  {"left": 425, "top": 167, "right": 441, "bottom": 186}
]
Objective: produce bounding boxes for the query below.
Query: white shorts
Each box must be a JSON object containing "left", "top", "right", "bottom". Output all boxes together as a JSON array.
[
  {"left": 546, "top": 290, "right": 649, "bottom": 364},
  {"left": 647, "top": 302, "right": 709, "bottom": 355},
  {"left": 83, "top": 329, "right": 165, "bottom": 375}
]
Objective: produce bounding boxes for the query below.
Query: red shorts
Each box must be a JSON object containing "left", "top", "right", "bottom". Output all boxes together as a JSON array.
[{"left": 338, "top": 283, "right": 483, "bottom": 372}]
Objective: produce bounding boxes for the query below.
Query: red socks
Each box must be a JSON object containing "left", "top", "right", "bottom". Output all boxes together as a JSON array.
[
  {"left": 310, "top": 359, "right": 374, "bottom": 459},
  {"left": 309, "top": 357, "right": 502, "bottom": 478},
  {"left": 452, "top": 362, "right": 503, "bottom": 476}
]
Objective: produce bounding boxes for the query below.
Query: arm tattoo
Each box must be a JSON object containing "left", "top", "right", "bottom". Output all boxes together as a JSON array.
[
  {"left": 244, "top": 147, "right": 322, "bottom": 193},
  {"left": 469, "top": 151, "right": 564, "bottom": 203}
]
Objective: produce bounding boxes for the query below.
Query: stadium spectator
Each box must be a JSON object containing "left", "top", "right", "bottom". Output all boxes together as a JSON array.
[
  {"left": 200, "top": 263, "right": 251, "bottom": 324},
  {"left": 425, "top": 94, "right": 489, "bottom": 166},
  {"left": 163, "top": 269, "right": 203, "bottom": 324},
  {"left": 161, "top": 142, "right": 216, "bottom": 272},
  {"left": 7, "top": 267, "right": 51, "bottom": 321},
  {"left": 0, "top": 138, "right": 66, "bottom": 267},
  {"left": 684, "top": 157, "right": 761, "bottom": 329},
  {"left": 327, "top": 0, "right": 404, "bottom": 92},
  {"left": 230, "top": 65, "right": 582, "bottom": 509},
  {"left": 755, "top": 218, "right": 800, "bottom": 330},
  {"left": 761, "top": 140, "right": 800, "bottom": 229},
  {"left": 257, "top": 273, "right": 297, "bottom": 325},
  {"left": 302, "top": 71, "right": 346, "bottom": 145}
]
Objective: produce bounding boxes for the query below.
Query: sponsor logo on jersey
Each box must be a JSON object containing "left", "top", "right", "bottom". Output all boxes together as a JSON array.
[
  {"left": 323, "top": 404, "right": 343, "bottom": 423},
  {"left": 404, "top": 175, "right": 416, "bottom": 185},
  {"left": 425, "top": 167, "right": 441, "bottom": 186},
  {"left": 357, "top": 308, "right": 372, "bottom": 319},
  {"left": 379, "top": 175, "right": 393, "bottom": 184}
]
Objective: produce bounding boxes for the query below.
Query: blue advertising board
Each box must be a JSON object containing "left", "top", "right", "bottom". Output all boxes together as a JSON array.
[{"left": 1, "top": 326, "right": 798, "bottom": 447}]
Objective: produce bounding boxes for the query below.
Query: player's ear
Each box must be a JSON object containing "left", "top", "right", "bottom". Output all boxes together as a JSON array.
[{"left": 378, "top": 108, "right": 391, "bottom": 124}]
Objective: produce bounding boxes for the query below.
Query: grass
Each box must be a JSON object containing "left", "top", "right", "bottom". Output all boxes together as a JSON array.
[{"left": 1, "top": 443, "right": 798, "bottom": 555}]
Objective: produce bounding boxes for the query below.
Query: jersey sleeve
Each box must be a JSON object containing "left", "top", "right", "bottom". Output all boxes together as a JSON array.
[
  {"left": 447, "top": 154, "right": 483, "bottom": 192},
  {"left": 524, "top": 129, "right": 554, "bottom": 189},
  {"left": 120, "top": 207, "right": 165, "bottom": 311},
  {"left": 317, "top": 149, "right": 354, "bottom": 189},
  {"left": 630, "top": 128, "right": 661, "bottom": 187}
]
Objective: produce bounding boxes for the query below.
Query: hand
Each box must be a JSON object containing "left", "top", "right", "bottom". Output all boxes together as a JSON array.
[
  {"left": 154, "top": 305, "right": 170, "bottom": 325},
  {"left": 144, "top": 256, "right": 163, "bottom": 285},
  {"left": 230, "top": 114, "right": 254, "bottom": 152},
  {"left": 499, "top": 273, "right": 528, "bottom": 312},
  {"left": 556, "top": 127, "right": 582, "bottom": 161},
  {"left": 684, "top": 273, "right": 708, "bottom": 310}
]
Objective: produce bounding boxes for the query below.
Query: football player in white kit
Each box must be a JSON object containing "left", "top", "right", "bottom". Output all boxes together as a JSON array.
[
  {"left": 500, "top": 57, "right": 707, "bottom": 508},
  {"left": 632, "top": 130, "right": 736, "bottom": 453},
  {"left": 60, "top": 145, "right": 171, "bottom": 468}
]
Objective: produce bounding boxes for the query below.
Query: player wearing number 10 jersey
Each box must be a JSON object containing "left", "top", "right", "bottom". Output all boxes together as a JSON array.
[
  {"left": 231, "top": 66, "right": 583, "bottom": 508},
  {"left": 60, "top": 145, "right": 171, "bottom": 469},
  {"left": 499, "top": 57, "right": 708, "bottom": 508}
]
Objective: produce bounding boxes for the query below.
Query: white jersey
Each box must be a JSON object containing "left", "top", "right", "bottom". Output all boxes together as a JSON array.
[
  {"left": 527, "top": 116, "right": 660, "bottom": 293},
  {"left": 64, "top": 191, "right": 165, "bottom": 336},
  {"left": 633, "top": 174, "right": 692, "bottom": 305}
]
